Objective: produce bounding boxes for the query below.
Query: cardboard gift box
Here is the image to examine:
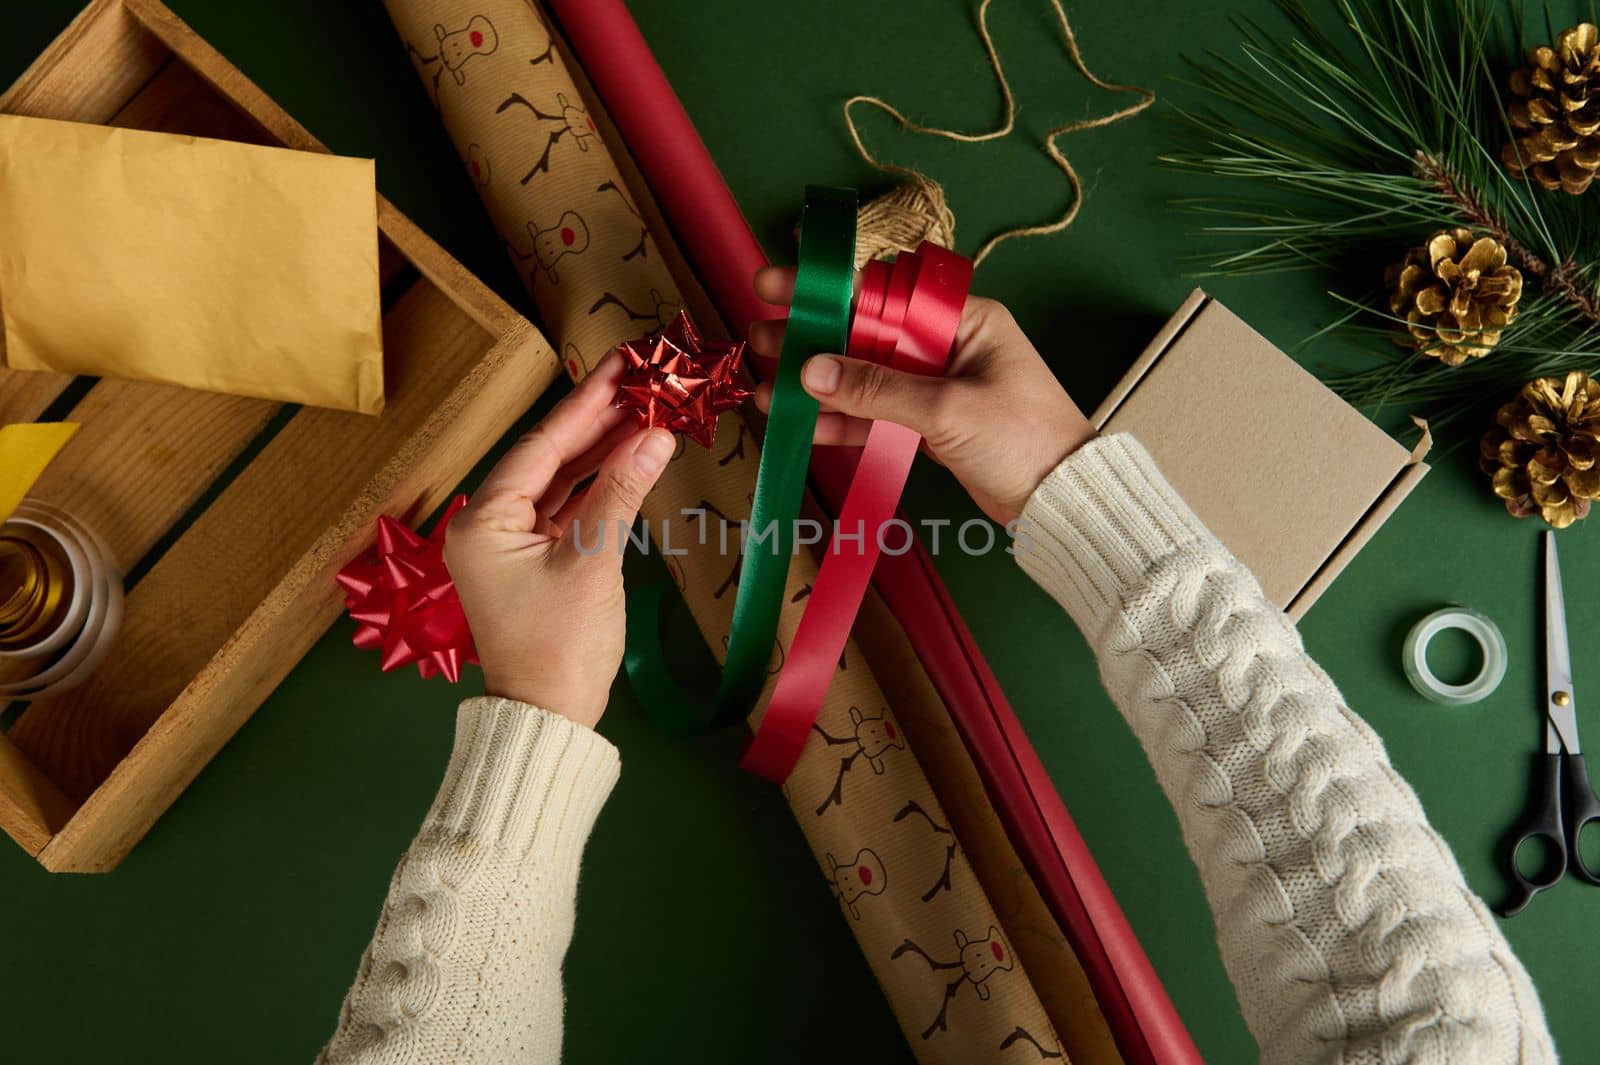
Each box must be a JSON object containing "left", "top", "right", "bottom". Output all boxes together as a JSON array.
[{"left": 1094, "top": 289, "right": 1429, "bottom": 619}]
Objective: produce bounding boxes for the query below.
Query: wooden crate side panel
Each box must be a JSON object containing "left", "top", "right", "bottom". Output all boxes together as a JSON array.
[
  {"left": 0, "top": 371, "right": 73, "bottom": 424},
  {"left": 122, "top": 0, "right": 326, "bottom": 154},
  {"left": 0, "top": 0, "right": 167, "bottom": 121},
  {"left": 375, "top": 200, "right": 516, "bottom": 338},
  {"left": 105, "top": 53, "right": 272, "bottom": 145},
  {"left": 40, "top": 318, "right": 557, "bottom": 871},
  {"left": 0, "top": 731, "right": 76, "bottom": 856},
  {"left": 11, "top": 283, "right": 498, "bottom": 798}
]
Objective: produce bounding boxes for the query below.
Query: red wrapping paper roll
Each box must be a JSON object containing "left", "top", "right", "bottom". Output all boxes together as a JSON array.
[{"left": 541, "top": 3, "right": 1202, "bottom": 1063}]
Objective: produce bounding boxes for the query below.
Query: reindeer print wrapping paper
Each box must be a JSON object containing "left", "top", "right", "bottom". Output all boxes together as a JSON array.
[{"left": 381, "top": 1, "right": 1067, "bottom": 1058}]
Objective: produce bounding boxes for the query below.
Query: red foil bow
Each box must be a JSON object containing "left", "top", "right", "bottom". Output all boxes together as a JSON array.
[
  {"left": 336, "top": 494, "right": 478, "bottom": 682},
  {"left": 613, "top": 310, "right": 752, "bottom": 449}
]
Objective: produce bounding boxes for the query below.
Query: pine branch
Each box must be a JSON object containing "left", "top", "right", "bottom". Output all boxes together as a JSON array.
[
  {"left": 1166, "top": 0, "right": 1600, "bottom": 436},
  {"left": 1415, "top": 150, "right": 1600, "bottom": 322}
]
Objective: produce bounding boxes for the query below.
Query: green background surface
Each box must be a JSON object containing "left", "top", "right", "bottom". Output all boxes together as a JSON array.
[{"left": 0, "top": 1, "right": 1589, "bottom": 1062}]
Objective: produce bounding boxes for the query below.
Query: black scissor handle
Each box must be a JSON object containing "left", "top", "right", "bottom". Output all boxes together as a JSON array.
[
  {"left": 1562, "top": 753, "right": 1600, "bottom": 886},
  {"left": 1503, "top": 753, "right": 1568, "bottom": 917}
]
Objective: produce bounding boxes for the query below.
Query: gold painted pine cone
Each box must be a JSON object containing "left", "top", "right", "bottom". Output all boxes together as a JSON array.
[
  {"left": 1385, "top": 228, "right": 1522, "bottom": 365},
  {"left": 1502, "top": 22, "right": 1600, "bottom": 194},
  {"left": 1480, "top": 370, "right": 1600, "bottom": 528}
]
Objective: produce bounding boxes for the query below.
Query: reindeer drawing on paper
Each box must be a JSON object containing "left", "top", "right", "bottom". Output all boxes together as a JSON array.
[
  {"left": 597, "top": 179, "right": 652, "bottom": 261},
  {"left": 825, "top": 848, "right": 887, "bottom": 920},
  {"left": 588, "top": 288, "right": 679, "bottom": 327},
  {"left": 810, "top": 706, "right": 905, "bottom": 815},
  {"left": 518, "top": 2, "right": 556, "bottom": 65},
  {"left": 716, "top": 421, "right": 750, "bottom": 467},
  {"left": 505, "top": 211, "right": 590, "bottom": 285},
  {"left": 1001, "top": 1026, "right": 1065, "bottom": 1059},
  {"left": 495, "top": 91, "right": 595, "bottom": 184},
  {"left": 891, "top": 927, "right": 1016, "bottom": 1039},
  {"left": 895, "top": 800, "right": 956, "bottom": 900},
  {"left": 406, "top": 16, "right": 499, "bottom": 104}
]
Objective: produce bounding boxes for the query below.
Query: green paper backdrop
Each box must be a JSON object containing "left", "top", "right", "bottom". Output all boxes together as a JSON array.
[{"left": 0, "top": 1, "right": 1589, "bottom": 1061}]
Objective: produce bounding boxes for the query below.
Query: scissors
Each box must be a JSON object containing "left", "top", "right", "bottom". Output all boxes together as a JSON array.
[{"left": 1503, "top": 530, "right": 1600, "bottom": 916}]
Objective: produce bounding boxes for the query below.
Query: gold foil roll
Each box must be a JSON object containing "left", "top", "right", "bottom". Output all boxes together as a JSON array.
[{"left": 0, "top": 528, "right": 72, "bottom": 650}]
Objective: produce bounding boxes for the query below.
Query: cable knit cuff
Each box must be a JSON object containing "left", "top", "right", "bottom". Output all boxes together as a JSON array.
[
  {"left": 1015, "top": 433, "right": 1216, "bottom": 638},
  {"left": 425, "top": 697, "right": 621, "bottom": 877}
]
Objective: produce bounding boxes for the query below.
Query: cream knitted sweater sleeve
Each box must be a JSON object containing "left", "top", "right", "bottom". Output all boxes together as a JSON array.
[
  {"left": 1016, "top": 434, "right": 1555, "bottom": 1065},
  {"left": 318, "top": 696, "right": 619, "bottom": 1065}
]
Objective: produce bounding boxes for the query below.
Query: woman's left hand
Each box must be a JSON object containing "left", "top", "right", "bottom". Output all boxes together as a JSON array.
[{"left": 444, "top": 353, "right": 675, "bottom": 729}]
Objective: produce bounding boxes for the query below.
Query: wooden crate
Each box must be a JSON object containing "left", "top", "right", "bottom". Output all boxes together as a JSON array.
[{"left": 0, "top": 0, "right": 560, "bottom": 871}]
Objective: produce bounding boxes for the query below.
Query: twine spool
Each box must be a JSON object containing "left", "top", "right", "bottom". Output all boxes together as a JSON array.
[{"left": 854, "top": 177, "right": 957, "bottom": 268}]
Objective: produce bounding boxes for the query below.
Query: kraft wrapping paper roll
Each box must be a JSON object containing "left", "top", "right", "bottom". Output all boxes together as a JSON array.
[
  {"left": 851, "top": 586, "right": 1124, "bottom": 1065},
  {"left": 381, "top": 1, "right": 1067, "bottom": 1058}
]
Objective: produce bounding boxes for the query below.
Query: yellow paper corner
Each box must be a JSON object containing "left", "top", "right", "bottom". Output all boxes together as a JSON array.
[{"left": 0, "top": 422, "right": 79, "bottom": 524}]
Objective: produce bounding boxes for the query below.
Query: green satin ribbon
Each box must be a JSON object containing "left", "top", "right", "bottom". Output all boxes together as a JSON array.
[{"left": 625, "top": 186, "right": 857, "bottom": 735}]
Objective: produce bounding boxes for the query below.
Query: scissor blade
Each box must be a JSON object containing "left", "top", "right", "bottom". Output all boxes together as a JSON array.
[{"left": 1545, "top": 530, "right": 1580, "bottom": 754}]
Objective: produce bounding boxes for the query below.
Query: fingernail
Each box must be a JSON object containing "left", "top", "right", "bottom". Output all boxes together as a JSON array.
[
  {"left": 803, "top": 356, "right": 841, "bottom": 395},
  {"left": 634, "top": 430, "right": 675, "bottom": 474}
]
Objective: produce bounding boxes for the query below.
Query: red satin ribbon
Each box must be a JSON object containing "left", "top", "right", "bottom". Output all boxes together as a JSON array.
[
  {"left": 741, "top": 245, "right": 971, "bottom": 781},
  {"left": 544, "top": 4, "right": 1203, "bottom": 1062}
]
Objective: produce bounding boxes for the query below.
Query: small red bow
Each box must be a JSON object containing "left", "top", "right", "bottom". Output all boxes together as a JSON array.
[
  {"left": 613, "top": 310, "right": 752, "bottom": 449},
  {"left": 336, "top": 495, "right": 478, "bottom": 682}
]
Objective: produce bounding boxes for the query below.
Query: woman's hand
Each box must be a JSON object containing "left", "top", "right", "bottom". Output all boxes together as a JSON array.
[
  {"left": 750, "top": 267, "right": 1096, "bottom": 524},
  {"left": 444, "top": 353, "right": 674, "bottom": 729}
]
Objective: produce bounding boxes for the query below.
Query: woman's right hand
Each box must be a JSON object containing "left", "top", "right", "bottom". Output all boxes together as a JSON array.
[{"left": 750, "top": 267, "right": 1097, "bottom": 524}]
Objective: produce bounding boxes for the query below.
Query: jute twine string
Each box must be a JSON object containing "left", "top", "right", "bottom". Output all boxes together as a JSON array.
[
  {"left": 852, "top": 179, "right": 958, "bottom": 267},
  {"left": 844, "top": 0, "right": 1156, "bottom": 268}
]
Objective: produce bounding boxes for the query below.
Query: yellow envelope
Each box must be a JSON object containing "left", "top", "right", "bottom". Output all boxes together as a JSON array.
[{"left": 0, "top": 115, "right": 383, "bottom": 414}]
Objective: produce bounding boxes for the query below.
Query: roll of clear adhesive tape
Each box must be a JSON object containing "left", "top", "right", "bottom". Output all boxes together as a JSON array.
[{"left": 1403, "top": 606, "right": 1507, "bottom": 705}]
